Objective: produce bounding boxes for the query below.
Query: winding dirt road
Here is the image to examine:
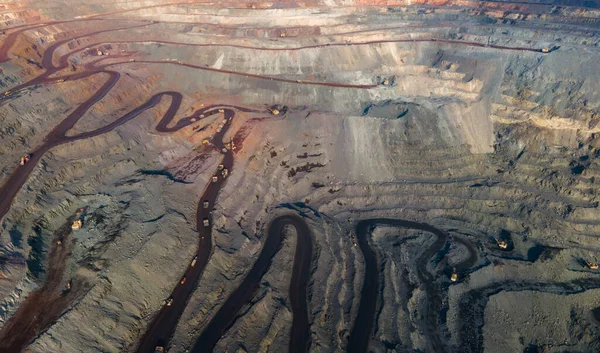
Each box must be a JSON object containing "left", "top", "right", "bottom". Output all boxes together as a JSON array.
[
  {"left": 349, "top": 219, "right": 451, "bottom": 353},
  {"left": 189, "top": 214, "right": 313, "bottom": 353}
]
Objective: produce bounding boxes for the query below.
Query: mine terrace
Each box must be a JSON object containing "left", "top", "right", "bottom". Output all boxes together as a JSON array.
[{"left": 0, "top": 1, "right": 599, "bottom": 353}]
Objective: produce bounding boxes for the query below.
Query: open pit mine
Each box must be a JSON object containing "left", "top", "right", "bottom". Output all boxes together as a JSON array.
[{"left": 0, "top": 1, "right": 599, "bottom": 353}]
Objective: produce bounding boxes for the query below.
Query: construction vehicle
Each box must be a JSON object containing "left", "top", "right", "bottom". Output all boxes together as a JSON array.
[
  {"left": 57, "top": 239, "right": 62, "bottom": 245},
  {"left": 211, "top": 176, "right": 218, "bottom": 183},
  {"left": 71, "top": 219, "right": 82, "bottom": 231},
  {"left": 218, "top": 109, "right": 224, "bottom": 113},
  {"left": 97, "top": 50, "right": 103, "bottom": 56},
  {"left": 495, "top": 238, "right": 508, "bottom": 249},
  {"left": 217, "top": 164, "right": 224, "bottom": 171},
  {"left": 66, "top": 281, "right": 72, "bottom": 290},
  {"left": 19, "top": 154, "right": 31, "bottom": 165},
  {"left": 191, "top": 256, "right": 198, "bottom": 267},
  {"left": 202, "top": 139, "right": 209, "bottom": 145},
  {"left": 4, "top": 91, "right": 10, "bottom": 96},
  {"left": 269, "top": 108, "right": 280, "bottom": 116},
  {"left": 165, "top": 297, "right": 173, "bottom": 306},
  {"left": 280, "top": 32, "right": 286, "bottom": 38},
  {"left": 56, "top": 79, "right": 65, "bottom": 83},
  {"left": 203, "top": 200, "right": 210, "bottom": 208},
  {"left": 200, "top": 114, "right": 205, "bottom": 118},
  {"left": 180, "top": 276, "right": 186, "bottom": 285},
  {"left": 222, "top": 169, "right": 228, "bottom": 178},
  {"left": 203, "top": 218, "right": 210, "bottom": 227},
  {"left": 542, "top": 48, "right": 550, "bottom": 53},
  {"left": 129, "top": 58, "right": 135, "bottom": 62},
  {"left": 154, "top": 346, "right": 165, "bottom": 353},
  {"left": 450, "top": 269, "right": 458, "bottom": 282},
  {"left": 222, "top": 148, "right": 228, "bottom": 153},
  {"left": 586, "top": 261, "right": 599, "bottom": 270}
]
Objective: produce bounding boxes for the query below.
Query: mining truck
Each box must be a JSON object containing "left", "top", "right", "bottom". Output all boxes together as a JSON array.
[
  {"left": 222, "top": 169, "right": 229, "bottom": 178},
  {"left": 71, "top": 220, "right": 83, "bottom": 231},
  {"left": 165, "top": 297, "right": 173, "bottom": 306},
  {"left": 154, "top": 346, "right": 164, "bottom": 353},
  {"left": 211, "top": 176, "right": 218, "bottom": 183},
  {"left": 19, "top": 154, "right": 31, "bottom": 165},
  {"left": 203, "top": 200, "right": 210, "bottom": 208},
  {"left": 191, "top": 256, "right": 198, "bottom": 267},
  {"left": 180, "top": 276, "right": 186, "bottom": 285},
  {"left": 542, "top": 48, "right": 550, "bottom": 53},
  {"left": 217, "top": 164, "right": 224, "bottom": 171},
  {"left": 450, "top": 269, "right": 458, "bottom": 282},
  {"left": 203, "top": 218, "right": 210, "bottom": 227}
]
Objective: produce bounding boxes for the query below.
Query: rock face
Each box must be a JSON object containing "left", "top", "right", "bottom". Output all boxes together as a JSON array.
[{"left": 0, "top": 1, "right": 599, "bottom": 353}]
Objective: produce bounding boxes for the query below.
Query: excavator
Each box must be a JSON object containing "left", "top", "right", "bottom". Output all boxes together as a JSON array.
[
  {"left": 495, "top": 238, "right": 508, "bottom": 249},
  {"left": 585, "top": 261, "right": 599, "bottom": 270}
]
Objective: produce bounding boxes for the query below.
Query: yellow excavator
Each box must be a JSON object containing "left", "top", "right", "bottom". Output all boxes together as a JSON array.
[{"left": 495, "top": 238, "right": 508, "bottom": 249}]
